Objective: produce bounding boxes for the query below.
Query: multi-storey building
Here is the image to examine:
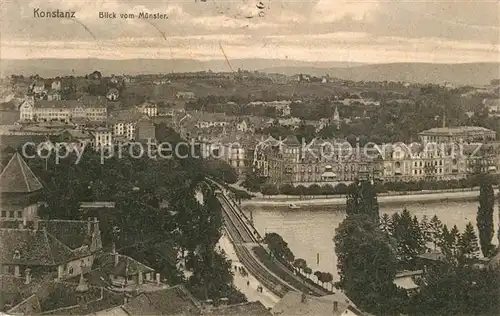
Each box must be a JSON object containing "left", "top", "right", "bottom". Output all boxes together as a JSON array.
[
  {"left": 195, "top": 120, "right": 229, "bottom": 129},
  {"left": 19, "top": 96, "right": 108, "bottom": 122},
  {"left": 176, "top": 91, "right": 195, "bottom": 99},
  {"left": 254, "top": 136, "right": 379, "bottom": 185},
  {"left": 108, "top": 110, "right": 149, "bottom": 142},
  {"left": 419, "top": 126, "right": 496, "bottom": 144},
  {"left": 379, "top": 143, "right": 469, "bottom": 182},
  {"left": 137, "top": 101, "right": 158, "bottom": 117},
  {"left": 91, "top": 127, "right": 113, "bottom": 149},
  {"left": 199, "top": 134, "right": 253, "bottom": 175}
]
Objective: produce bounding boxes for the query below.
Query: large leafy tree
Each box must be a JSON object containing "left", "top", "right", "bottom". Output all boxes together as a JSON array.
[
  {"left": 346, "top": 180, "right": 380, "bottom": 223},
  {"left": 410, "top": 266, "right": 500, "bottom": 316},
  {"left": 335, "top": 214, "right": 404, "bottom": 315},
  {"left": 477, "top": 176, "right": 495, "bottom": 257}
]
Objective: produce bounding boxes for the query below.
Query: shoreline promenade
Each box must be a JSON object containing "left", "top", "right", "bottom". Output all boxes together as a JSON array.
[{"left": 242, "top": 188, "right": 499, "bottom": 207}]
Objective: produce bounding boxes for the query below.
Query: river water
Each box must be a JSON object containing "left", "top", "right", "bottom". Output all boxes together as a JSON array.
[{"left": 241, "top": 200, "right": 500, "bottom": 281}]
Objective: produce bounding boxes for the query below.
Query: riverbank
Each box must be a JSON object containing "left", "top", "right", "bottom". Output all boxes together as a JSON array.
[{"left": 241, "top": 189, "right": 498, "bottom": 207}]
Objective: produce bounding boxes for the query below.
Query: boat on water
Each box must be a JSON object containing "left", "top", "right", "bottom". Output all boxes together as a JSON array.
[{"left": 288, "top": 203, "right": 301, "bottom": 209}]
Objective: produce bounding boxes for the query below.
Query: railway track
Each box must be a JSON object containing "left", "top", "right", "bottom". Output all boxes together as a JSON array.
[
  {"left": 218, "top": 193, "right": 295, "bottom": 297},
  {"left": 208, "top": 179, "right": 331, "bottom": 297}
]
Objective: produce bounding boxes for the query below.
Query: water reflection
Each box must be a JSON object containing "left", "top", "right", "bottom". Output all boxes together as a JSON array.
[{"left": 242, "top": 200, "right": 499, "bottom": 281}]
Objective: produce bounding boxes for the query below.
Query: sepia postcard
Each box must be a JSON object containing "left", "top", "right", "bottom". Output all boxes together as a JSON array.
[{"left": 0, "top": 1, "right": 499, "bottom": 315}]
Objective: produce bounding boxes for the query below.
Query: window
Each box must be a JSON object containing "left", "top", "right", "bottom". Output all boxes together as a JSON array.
[
  {"left": 17, "top": 211, "right": 22, "bottom": 218},
  {"left": 69, "top": 267, "right": 74, "bottom": 274},
  {"left": 1, "top": 211, "right": 6, "bottom": 218},
  {"left": 9, "top": 211, "right": 14, "bottom": 218}
]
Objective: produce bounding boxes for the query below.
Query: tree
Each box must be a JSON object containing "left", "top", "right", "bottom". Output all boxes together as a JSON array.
[
  {"left": 346, "top": 180, "right": 379, "bottom": 223},
  {"left": 293, "top": 258, "right": 307, "bottom": 273},
  {"left": 303, "top": 266, "right": 312, "bottom": 278},
  {"left": 410, "top": 266, "right": 500, "bottom": 315},
  {"left": 322, "top": 272, "right": 334, "bottom": 290},
  {"left": 379, "top": 213, "right": 392, "bottom": 236},
  {"left": 264, "top": 232, "right": 294, "bottom": 263},
  {"left": 334, "top": 214, "right": 400, "bottom": 315},
  {"left": 459, "top": 222, "right": 480, "bottom": 260},
  {"left": 477, "top": 177, "right": 495, "bottom": 257},
  {"left": 419, "top": 215, "right": 432, "bottom": 251},
  {"left": 314, "top": 271, "right": 322, "bottom": 284},
  {"left": 428, "top": 215, "right": 443, "bottom": 251},
  {"left": 390, "top": 209, "right": 425, "bottom": 267}
]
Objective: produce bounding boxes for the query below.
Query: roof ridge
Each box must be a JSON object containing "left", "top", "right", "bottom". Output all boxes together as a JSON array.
[
  {"left": 6, "top": 294, "right": 40, "bottom": 314},
  {"left": 41, "top": 229, "right": 57, "bottom": 265},
  {"left": 16, "top": 153, "right": 32, "bottom": 192},
  {"left": 175, "top": 284, "right": 203, "bottom": 308},
  {"left": 46, "top": 231, "right": 75, "bottom": 253},
  {"left": 0, "top": 153, "right": 43, "bottom": 193}
]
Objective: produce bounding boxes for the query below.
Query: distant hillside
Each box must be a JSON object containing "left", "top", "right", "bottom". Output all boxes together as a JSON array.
[
  {"left": 260, "top": 63, "right": 500, "bottom": 86},
  {"left": 0, "top": 58, "right": 362, "bottom": 78},
  {"left": 1, "top": 59, "right": 497, "bottom": 86}
]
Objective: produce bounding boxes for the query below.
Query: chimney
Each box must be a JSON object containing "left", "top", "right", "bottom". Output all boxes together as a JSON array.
[
  {"left": 333, "top": 301, "right": 338, "bottom": 313},
  {"left": 25, "top": 268, "right": 31, "bottom": 284},
  {"left": 301, "top": 292, "right": 307, "bottom": 303},
  {"left": 138, "top": 272, "right": 143, "bottom": 285},
  {"left": 87, "top": 217, "right": 92, "bottom": 234},
  {"left": 114, "top": 249, "right": 119, "bottom": 267},
  {"left": 93, "top": 217, "right": 98, "bottom": 232},
  {"left": 156, "top": 273, "right": 161, "bottom": 286}
]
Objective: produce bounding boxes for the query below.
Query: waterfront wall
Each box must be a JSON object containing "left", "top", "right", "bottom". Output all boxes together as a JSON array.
[{"left": 242, "top": 188, "right": 498, "bottom": 207}]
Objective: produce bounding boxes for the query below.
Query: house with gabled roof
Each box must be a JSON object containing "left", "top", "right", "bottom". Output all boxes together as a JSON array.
[
  {"left": 121, "top": 284, "right": 201, "bottom": 315},
  {"left": 106, "top": 88, "right": 119, "bottom": 101},
  {"left": 0, "top": 152, "right": 44, "bottom": 221},
  {"left": 0, "top": 217, "right": 102, "bottom": 282},
  {"left": 96, "top": 244, "right": 163, "bottom": 292},
  {"left": 271, "top": 291, "right": 363, "bottom": 316},
  {"left": 5, "top": 277, "right": 124, "bottom": 315}
]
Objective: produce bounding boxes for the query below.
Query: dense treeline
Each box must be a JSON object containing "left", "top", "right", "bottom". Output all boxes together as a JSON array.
[
  {"left": 246, "top": 176, "right": 499, "bottom": 196},
  {"left": 334, "top": 180, "right": 500, "bottom": 316}
]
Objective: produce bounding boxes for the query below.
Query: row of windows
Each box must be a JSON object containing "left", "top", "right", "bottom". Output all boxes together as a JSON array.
[
  {"left": 412, "top": 160, "right": 445, "bottom": 167},
  {"left": 1, "top": 210, "right": 23, "bottom": 218},
  {"left": 412, "top": 169, "right": 442, "bottom": 175}
]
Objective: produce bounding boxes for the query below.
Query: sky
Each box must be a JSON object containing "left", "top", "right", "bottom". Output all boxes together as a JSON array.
[{"left": 1, "top": 0, "right": 499, "bottom": 63}]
